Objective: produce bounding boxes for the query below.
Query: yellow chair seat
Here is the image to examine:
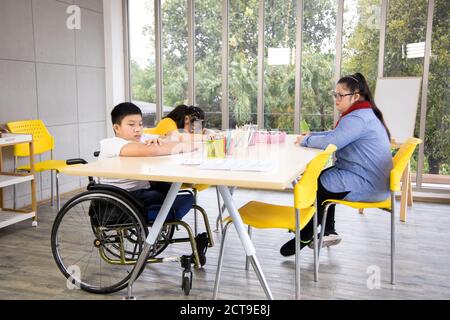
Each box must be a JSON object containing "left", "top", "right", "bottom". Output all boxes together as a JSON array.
[
  {"left": 323, "top": 198, "right": 391, "bottom": 210},
  {"left": 232, "top": 201, "right": 316, "bottom": 232},
  {"left": 17, "top": 159, "right": 68, "bottom": 173},
  {"left": 181, "top": 183, "right": 211, "bottom": 192}
]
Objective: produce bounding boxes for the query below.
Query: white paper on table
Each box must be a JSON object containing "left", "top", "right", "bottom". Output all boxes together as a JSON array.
[{"left": 198, "top": 159, "right": 274, "bottom": 172}]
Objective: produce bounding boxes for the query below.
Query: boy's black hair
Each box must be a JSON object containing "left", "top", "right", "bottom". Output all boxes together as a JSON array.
[{"left": 111, "top": 102, "right": 142, "bottom": 125}]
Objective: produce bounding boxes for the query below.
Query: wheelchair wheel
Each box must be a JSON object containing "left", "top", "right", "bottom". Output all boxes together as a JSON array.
[{"left": 51, "top": 191, "right": 148, "bottom": 294}]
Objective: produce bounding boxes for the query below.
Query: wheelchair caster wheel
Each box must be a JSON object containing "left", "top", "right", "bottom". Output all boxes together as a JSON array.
[
  {"left": 182, "top": 276, "right": 191, "bottom": 296},
  {"left": 123, "top": 296, "right": 137, "bottom": 300}
]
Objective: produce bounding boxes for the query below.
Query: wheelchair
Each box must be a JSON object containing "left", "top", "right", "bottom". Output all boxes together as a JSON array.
[{"left": 50, "top": 158, "right": 214, "bottom": 296}]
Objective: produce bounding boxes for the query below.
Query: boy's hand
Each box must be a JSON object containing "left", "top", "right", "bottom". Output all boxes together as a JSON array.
[{"left": 144, "top": 138, "right": 162, "bottom": 146}]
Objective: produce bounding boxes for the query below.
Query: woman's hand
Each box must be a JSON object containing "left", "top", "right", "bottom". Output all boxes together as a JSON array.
[{"left": 295, "top": 134, "right": 308, "bottom": 146}]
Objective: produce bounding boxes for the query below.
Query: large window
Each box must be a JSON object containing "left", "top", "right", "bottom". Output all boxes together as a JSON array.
[
  {"left": 423, "top": 0, "right": 449, "bottom": 185},
  {"left": 341, "top": 0, "right": 381, "bottom": 90},
  {"left": 385, "top": 0, "right": 427, "bottom": 178},
  {"left": 195, "top": 0, "right": 222, "bottom": 129},
  {"left": 162, "top": 0, "right": 188, "bottom": 115},
  {"left": 263, "top": 0, "right": 297, "bottom": 132},
  {"left": 301, "top": 0, "right": 337, "bottom": 132},
  {"left": 128, "top": 0, "right": 156, "bottom": 127},
  {"left": 228, "top": 0, "right": 259, "bottom": 128},
  {"left": 127, "top": 0, "right": 450, "bottom": 192}
]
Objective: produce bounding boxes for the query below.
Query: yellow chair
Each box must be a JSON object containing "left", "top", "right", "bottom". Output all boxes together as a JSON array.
[
  {"left": 358, "top": 140, "right": 420, "bottom": 222},
  {"left": 213, "top": 144, "right": 337, "bottom": 299},
  {"left": 143, "top": 127, "right": 158, "bottom": 135},
  {"left": 6, "top": 120, "right": 73, "bottom": 210},
  {"left": 318, "top": 137, "right": 422, "bottom": 285}
]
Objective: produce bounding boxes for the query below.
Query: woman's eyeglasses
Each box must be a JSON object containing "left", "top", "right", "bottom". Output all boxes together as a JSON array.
[{"left": 332, "top": 92, "right": 355, "bottom": 100}]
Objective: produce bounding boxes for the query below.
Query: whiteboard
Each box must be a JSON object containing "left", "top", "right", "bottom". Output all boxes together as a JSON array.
[{"left": 374, "top": 77, "right": 422, "bottom": 144}]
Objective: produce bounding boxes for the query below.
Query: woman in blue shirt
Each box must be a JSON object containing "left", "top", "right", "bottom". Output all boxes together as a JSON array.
[{"left": 281, "top": 73, "right": 392, "bottom": 257}]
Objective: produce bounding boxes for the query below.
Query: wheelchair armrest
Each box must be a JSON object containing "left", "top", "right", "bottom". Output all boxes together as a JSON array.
[{"left": 66, "top": 158, "right": 88, "bottom": 165}]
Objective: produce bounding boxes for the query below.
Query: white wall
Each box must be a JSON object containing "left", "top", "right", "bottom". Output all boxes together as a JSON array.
[
  {"left": 0, "top": 0, "right": 107, "bottom": 207},
  {"left": 103, "top": 0, "right": 126, "bottom": 138}
]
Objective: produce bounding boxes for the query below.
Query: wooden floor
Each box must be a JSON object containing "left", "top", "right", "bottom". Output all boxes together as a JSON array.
[{"left": 1, "top": 187, "right": 449, "bottom": 300}]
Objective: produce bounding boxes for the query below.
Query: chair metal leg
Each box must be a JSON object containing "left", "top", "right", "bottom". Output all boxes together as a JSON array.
[
  {"left": 213, "top": 220, "right": 232, "bottom": 299},
  {"left": 391, "top": 192, "right": 396, "bottom": 284},
  {"left": 56, "top": 171, "right": 60, "bottom": 211},
  {"left": 294, "top": 208, "right": 301, "bottom": 299},
  {"left": 245, "top": 225, "right": 252, "bottom": 271},
  {"left": 50, "top": 170, "right": 54, "bottom": 207},
  {"left": 313, "top": 208, "right": 318, "bottom": 282},
  {"left": 318, "top": 203, "right": 333, "bottom": 259},
  {"left": 214, "top": 186, "right": 223, "bottom": 233}
]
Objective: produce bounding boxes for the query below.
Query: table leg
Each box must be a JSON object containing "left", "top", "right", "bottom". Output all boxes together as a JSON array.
[
  {"left": 216, "top": 185, "right": 274, "bottom": 300},
  {"left": 125, "top": 182, "right": 182, "bottom": 300}
]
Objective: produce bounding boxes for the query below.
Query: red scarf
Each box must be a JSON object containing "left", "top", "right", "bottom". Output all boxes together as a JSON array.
[{"left": 335, "top": 101, "right": 372, "bottom": 128}]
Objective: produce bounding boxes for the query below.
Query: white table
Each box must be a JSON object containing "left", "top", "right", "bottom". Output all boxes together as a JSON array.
[{"left": 62, "top": 135, "right": 322, "bottom": 299}]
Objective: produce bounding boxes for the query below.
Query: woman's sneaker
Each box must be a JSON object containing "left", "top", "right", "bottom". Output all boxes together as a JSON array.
[{"left": 308, "top": 231, "right": 342, "bottom": 249}]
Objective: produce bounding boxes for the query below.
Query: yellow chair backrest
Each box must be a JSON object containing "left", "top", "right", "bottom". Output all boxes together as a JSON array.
[
  {"left": 143, "top": 127, "right": 158, "bottom": 135},
  {"left": 6, "top": 120, "right": 54, "bottom": 157},
  {"left": 294, "top": 144, "right": 337, "bottom": 210},
  {"left": 390, "top": 137, "right": 422, "bottom": 192}
]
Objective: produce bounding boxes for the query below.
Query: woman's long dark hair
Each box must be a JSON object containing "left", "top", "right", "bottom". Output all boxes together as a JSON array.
[
  {"left": 338, "top": 73, "right": 391, "bottom": 141},
  {"left": 164, "top": 104, "right": 205, "bottom": 129}
]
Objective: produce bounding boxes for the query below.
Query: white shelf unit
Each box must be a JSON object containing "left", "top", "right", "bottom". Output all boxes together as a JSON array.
[{"left": 0, "top": 132, "right": 37, "bottom": 228}]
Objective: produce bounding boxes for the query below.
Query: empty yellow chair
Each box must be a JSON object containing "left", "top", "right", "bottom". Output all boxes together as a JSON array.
[
  {"left": 318, "top": 137, "right": 422, "bottom": 284},
  {"left": 6, "top": 120, "right": 73, "bottom": 210},
  {"left": 213, "top": 144, "right": 337, "bottom": 299}
]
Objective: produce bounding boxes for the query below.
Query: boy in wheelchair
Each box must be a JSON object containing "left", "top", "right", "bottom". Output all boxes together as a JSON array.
[
  {"left": 98, "top": 102, "right": 192, "bottom": 221},
  {"left": 51, "top": 103, "right": 212, "bottom": 295}
]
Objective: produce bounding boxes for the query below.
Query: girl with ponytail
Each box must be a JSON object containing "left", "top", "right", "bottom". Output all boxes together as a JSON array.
[{"left": 280, "top": 73, "right": 393, "bottom": 257}]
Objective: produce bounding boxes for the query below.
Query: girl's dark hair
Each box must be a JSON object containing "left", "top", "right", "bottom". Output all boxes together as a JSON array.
[
  {"left": 338, "top": 73, "right": 391, "bottom": 140},
  {"left": 164, "top": 104, "right": 205, "bottom": 129},
  {"left": 111, "top": 102, "right": 142, "bottom": 125}
]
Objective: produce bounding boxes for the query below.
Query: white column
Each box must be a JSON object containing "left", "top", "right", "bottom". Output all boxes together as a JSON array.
[{"left": 103, "top": 0, "right": 126, "bottom": 137}]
